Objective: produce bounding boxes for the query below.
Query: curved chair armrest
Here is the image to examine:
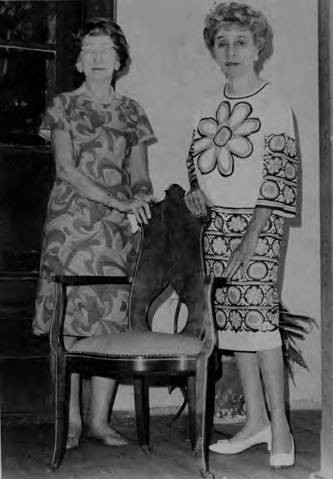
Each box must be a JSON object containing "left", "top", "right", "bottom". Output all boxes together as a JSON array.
[
  {"left": 199, "top": 281, "right": 217, "bottom": 354},
  {"left": 193, "top": 281, "right": 218, "bottom": 476},
  {"left": 51, "top": 273, "right": 132, "bottom": 287},
  {"left": 48, "top": 275, "right": 130, "bottom": 355},
  {"left": 49, "top": 280, "right": 67, "bottom": 355},
  {"left": 212, "top": 277, "right": 230, "bottom": 288}
]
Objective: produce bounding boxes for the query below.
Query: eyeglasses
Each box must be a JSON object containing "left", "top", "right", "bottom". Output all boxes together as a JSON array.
[{"left": 81, "top": 46, "right": 116, "bottom": 57}]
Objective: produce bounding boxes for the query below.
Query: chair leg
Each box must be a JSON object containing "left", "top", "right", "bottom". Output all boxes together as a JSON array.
[
  {"left": 134, "top": 377, "right": 151, "bottom": 451},
  {"left": 202, "top": 354, "right": 217, "bottom": 477},
  {"left": 195, "top": 352, "right": 217, "bottom": 479},
  {"left": 47, "top": 352, "right": 70, "bottom": 472},
  {"left": 187, "top": 375, "right": 196, "bottom": 450}
]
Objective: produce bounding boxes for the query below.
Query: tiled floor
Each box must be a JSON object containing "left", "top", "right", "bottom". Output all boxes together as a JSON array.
[{"left": 1, "top": 410, "right": 321, "bottom": 479}]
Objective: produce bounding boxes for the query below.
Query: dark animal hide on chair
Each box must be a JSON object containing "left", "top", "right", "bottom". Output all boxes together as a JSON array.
[{"left": 130, "top": 183, "right": 210, "bottom": 337}]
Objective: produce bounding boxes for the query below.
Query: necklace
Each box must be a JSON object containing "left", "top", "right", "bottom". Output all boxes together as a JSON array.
[{"left": 225, "top": 79, "right": 267, "bottom": 98}]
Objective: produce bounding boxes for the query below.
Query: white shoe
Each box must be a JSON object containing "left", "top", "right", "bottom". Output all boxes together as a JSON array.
[
  {"left": 269, "top": 434, "right": 295, "bottom": 468},
  {"left": 209, "top": 426, "right": 271, "bottom": 454}
]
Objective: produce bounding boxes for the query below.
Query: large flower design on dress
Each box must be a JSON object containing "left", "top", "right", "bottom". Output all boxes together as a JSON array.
[{"left": 192, "top": 101, "right": 260, "bottom": 177}]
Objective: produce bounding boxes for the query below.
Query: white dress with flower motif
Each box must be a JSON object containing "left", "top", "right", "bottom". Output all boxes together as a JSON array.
[{"left": 186, "top": 82, "right": 298, "bottom": 351}]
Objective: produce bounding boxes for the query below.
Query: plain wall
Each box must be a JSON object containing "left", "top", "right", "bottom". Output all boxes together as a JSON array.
[{"left": 114, "top": 0, "right": 320, "bottom": 411}]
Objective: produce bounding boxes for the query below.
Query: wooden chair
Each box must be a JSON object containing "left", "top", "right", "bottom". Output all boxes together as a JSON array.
[{"left": 47, "top": 185, "right": 218, "bottom": 478}]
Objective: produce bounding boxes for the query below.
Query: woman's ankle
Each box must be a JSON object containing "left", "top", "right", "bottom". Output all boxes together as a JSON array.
[
  {"left": 244, "top": 416, "right": 270, "bottom": 430},
  {"left": 68, "top": 416, "right": 82, "bottom": 432},
  {"left": 270, "top": 411, "right": 290, "bottom": 429},
  {"left": 88, "top": 419, "right": 114, "bottom": 432},
  {"left": 230, "top": 419, "right": 270, "bottom": 441}
]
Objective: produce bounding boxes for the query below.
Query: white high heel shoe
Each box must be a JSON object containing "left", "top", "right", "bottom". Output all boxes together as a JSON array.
[
  {"left": 209, "top": 425, "right": 272, "bottom": 454},
  {"left": 269, "top": 434, "right": 295, "bottom": 468}
]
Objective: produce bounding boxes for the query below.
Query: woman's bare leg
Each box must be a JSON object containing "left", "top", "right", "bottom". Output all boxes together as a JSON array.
[
  {"left": 258, "top": 347, "right": 292, "bottom": 454},
  {"left": 87, "top": 376, "right": 127, "bottom": 445},
  {"left": 68, "top": 373, "right": 82, "bottom": 431},
  {"left": 64, "top": 337, "right": 82, "bottom": 446},
  {"left": 230, "top": 351, "right": 270, "bottom": 441},
  {"left": 63, "top": 336, "right": 125, "bottom": 445},
  {"left": 88, "top": 376, "right": 117, "bottom": 433}
]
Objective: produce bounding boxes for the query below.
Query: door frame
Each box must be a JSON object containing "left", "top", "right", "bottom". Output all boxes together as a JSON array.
[{"left": 314, "top": 0, "right": 333, "bottom": 477}]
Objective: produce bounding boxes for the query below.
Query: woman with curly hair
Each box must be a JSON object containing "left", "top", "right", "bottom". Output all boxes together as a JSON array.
[
  {"left": 185, "top": 2, "right": 297, "bottom": 468},
  {"left": 33, "top": 18, "right": 156, "bottom": 450}
]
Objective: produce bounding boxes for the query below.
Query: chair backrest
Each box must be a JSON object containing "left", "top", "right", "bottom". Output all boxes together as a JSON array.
[{"left": 129, "top": 184, "right": 210, "bottom": 338}]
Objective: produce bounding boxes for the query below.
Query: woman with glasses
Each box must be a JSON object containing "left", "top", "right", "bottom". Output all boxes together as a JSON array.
[{"left": 33, "top": 18, "right": 156, "bottom": 450}]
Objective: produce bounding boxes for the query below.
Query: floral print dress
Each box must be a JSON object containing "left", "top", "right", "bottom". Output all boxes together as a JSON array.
[
  {"left": 33, "top": 83, "right": 156, "bottom": 337},
  {"left": 186, "top": 82, "right": 298, "bottom": 351}
]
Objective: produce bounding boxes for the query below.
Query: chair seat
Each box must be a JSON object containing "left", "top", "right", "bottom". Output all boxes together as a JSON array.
[{"left": 70, "top": 331, "right": 203, "bottom": 358}]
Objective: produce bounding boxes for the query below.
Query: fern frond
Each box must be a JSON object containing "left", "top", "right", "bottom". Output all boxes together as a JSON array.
[{"left": 279, "top": 303, "right": 316, "bottom": 382}]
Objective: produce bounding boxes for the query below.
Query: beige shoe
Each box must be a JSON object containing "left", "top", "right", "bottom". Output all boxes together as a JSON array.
[
  {"left": 270, "top": 434, "right": 295, "bottom": 468},
  {"left": 209, "top": 426, "right": 271, "bottom": 454}
]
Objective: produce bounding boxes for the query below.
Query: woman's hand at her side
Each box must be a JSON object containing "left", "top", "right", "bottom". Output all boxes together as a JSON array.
[
  {"left": 224, "top": 206, "right": 272, "bottom": 280},
  {"left": 185, "top": 188, "right": 209, "bottom": 217},
  {"left": 224, "top": 231, "right": 259, "bottom": 280}
]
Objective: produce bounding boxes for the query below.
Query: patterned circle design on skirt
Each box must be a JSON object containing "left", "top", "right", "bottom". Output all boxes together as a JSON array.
[
  {"left": 214, "top": 214, "right": 224, "bottom": 231},
  {"left": 260, "top": 180, "right": 279, "bottom": 200},
  {"left": 244, "top": 285, "right": 264, "bottom": 306},
  {"left": 229, "top": 237, "right": 242, "bottom": 252},
  {"left": 274, "top": 216, "right": 283, "bottom": 234},
  {"left": 215, "top": 309, "right": 227, "bottom": 329},
  {"left": 213, "top": 260, "right": 224, "bottom": 277},
  {"left": 203, "top": 235, "right": 210, "bottom": 254},
  {"left": 215, "top": 287, "right": 226, "bottom": 305},
  {"left": 205, "top": 207, "right": 284, "bottom": 332},
  {"left": 230, "top": 310, "right": 243, "bottom": 330},
  {"left": 244, "top": 310, "right": 264, "bottom": 331},
  {"left": 228, "top": 286, "right": 242, "bottom": 305},
  {"left": 272, "top": 239, "right": 280, "bottom": 257},
  {"left": 247, "top": 261, "right": 268, "bottom": 280},
  {"left": 212, "top": 236, "right": 228, "bottom": 255},
  {"left": 265, "top": 286, "right": 274, "bottom": 304},
  {"left": 270, "top": 264, "right": 279, "bottom": 282},
  {"left": 285, "top": 162, "right": 297, "bottom": 180},
  {"left": 226, "top": 214, "right": 248, "bottom": 234}
]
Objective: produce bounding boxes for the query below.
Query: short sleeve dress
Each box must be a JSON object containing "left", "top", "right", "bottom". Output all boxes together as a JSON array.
[
  {"left": 186, "top": 82, "right": 298, "bottom": 351},
  {"left": 33, "top": 83, "right": 156, "bottom": 337}
]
